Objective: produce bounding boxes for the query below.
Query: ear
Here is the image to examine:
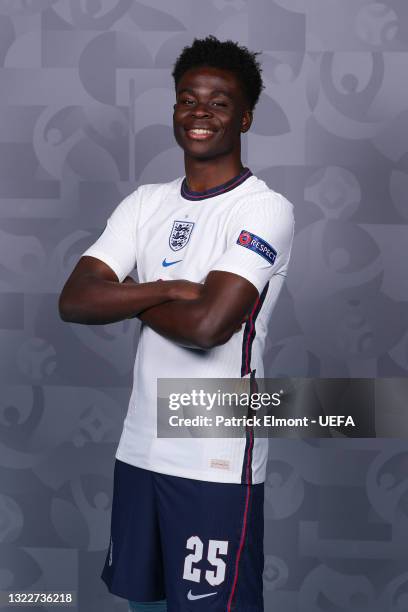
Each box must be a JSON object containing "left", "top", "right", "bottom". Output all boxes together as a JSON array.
[{"left": 240, "top": 110, "right": 253, "bottom": 133}]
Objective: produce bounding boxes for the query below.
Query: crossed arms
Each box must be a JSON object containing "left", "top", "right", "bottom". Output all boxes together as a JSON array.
[{"left": 58, "top": 256, "right": 258, "bottom": 349}]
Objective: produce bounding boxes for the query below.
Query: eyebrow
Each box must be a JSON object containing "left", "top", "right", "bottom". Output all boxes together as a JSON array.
[{"left": 177, "top": 87, "right": 233, "bottom": 99}]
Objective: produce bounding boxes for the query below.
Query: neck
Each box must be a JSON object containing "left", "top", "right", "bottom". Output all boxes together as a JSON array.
[{"left": 184, "top": 155, "right": 244, "bottom": 192}]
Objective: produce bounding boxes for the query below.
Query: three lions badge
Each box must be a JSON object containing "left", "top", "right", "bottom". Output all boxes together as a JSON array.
[{"left": 169, "top": 220, "right": 195, "bottom": 251}]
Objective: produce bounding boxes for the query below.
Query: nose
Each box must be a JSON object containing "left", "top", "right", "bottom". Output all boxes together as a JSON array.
[{"left": 191, "top": 101, "right": 212, "bottom": 117}]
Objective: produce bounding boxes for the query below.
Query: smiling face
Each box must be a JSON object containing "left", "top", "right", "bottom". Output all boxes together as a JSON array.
[{"left": 173, "top": 65, "right": 252, "bottom": 161}]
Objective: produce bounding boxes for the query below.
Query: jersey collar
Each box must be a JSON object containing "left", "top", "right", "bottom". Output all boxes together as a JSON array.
[{"left": 180, "top": 167, "right": 253, "bottom": 201}]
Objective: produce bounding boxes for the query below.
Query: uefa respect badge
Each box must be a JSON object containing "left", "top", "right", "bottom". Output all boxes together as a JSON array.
[{"left": 237, "top": 230, "right": 277, "bottom": 265}]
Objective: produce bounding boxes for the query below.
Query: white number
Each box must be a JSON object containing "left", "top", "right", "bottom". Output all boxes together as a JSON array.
[
  {"left": 183, "top": 537, "right": 229, "bottom": 585},
  {"left": 206, "top": 540, "right": 228, "bottom": 586},
  {"left": 183, "top": 536, "right": 203, "bottom": 583}
]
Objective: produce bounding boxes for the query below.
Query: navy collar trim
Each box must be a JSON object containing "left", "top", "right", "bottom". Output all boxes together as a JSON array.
[{"left": 180, "top": 167, "right": 253, "bottom": 201}]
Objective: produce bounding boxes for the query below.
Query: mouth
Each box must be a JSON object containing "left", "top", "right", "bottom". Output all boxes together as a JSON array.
[{"left": 184, "top": 127, "right": 217, "bottom": 141}]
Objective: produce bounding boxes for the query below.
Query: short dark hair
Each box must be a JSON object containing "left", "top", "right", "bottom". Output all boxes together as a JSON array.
[{"left": 172, "top": 35, "right": 264, "bottom": 111}]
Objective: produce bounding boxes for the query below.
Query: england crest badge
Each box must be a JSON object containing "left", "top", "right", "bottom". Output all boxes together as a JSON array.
[{"left": 169, "top": 220, "right": 195, "bottom": 251}]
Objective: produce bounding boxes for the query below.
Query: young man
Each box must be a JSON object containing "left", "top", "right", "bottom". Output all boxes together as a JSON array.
[{"left": 59, "top": 36, "right": 294, "bottom": 612}]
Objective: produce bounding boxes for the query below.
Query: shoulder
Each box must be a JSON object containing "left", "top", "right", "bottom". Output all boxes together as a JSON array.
[
  {"left": 234, "top": 176, "right": 294, "bottom": 220},
  {"left": 133, "top": 176, "right": 183, "bottom": 203},
  {"left": 113, "top": 177, "right": 182, "bottom": 217}
]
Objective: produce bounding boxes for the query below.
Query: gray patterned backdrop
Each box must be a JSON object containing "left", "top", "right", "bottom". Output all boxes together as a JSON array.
[{"left": 1, "top": 1, "right": 407, "bottom": 611}]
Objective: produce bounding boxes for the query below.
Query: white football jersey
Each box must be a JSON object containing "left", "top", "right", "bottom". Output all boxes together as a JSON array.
[{"left": 82, "top": 168, "right": 294, "bottom": 484}]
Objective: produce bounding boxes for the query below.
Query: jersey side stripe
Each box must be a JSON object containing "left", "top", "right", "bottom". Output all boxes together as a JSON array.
[
  {"left": 240, "top": 283, "right": 269, "bottom": 377},
  {"left": 240, "top": 283, "right": 269, "bottom": 486}
]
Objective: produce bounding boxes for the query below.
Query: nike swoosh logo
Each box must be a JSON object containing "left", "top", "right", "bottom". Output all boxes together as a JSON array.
[
  {"left": 162, "top": 258, "right": 183, "bottom": 267},
  {"left": 187, "top": 590, "right": 217, "bottom": 601}
]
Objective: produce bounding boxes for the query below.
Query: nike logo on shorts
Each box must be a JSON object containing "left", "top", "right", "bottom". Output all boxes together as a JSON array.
[
  {"left": 187, "top": 590, "right": 217, "bottom": 601},
  {"left": 162, "top": 258, "right": 183, "bottom": 267}
]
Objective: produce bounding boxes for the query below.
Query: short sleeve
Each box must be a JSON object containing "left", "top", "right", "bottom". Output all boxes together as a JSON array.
[
  {"left": 211, "top": 193, "right": 295, "bottom": 294},
  {"left": 81, "top": 188, "right": 141, "bottom": 282}
]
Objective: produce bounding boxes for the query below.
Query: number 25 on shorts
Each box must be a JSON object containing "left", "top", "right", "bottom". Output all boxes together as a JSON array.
[{"left": 183, "top": 536, "right": 229, "bottom": 586}]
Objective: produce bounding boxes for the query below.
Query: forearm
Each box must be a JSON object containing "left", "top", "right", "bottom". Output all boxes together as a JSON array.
[
  {"left": 59, "top": 276, "right": 171, "bottom": 325},
  {"left": 138, "top": 299, "right": 235, "bottom": 349},
  {"left": 137, "top": 271, "right": 257, "bottom": 349}
]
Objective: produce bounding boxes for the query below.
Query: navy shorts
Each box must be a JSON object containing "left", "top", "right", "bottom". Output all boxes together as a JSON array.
[{"left": 101, "top": 459, "right": 264, "bottom": 611}]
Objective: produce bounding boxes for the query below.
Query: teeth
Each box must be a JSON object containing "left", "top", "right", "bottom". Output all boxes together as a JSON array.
[{"left": 189, "top": 129, "right": 213, "bottom": 134}]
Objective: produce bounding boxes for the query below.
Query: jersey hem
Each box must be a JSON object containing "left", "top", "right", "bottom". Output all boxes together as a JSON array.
[{"left": 115, "top": 451, "right": 265, "bottom": 485}]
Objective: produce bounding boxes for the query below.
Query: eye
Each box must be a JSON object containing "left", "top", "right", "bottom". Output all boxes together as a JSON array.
[
  {"left": 212, "top": 101, "right": 227, "bottom": 107},
  {"left": 181, "top": 99, "right": 195, "bottom": 105}
]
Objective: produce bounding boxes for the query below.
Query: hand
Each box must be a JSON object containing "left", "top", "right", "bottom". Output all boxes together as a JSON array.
[
  {"left": 123, "top": 276, "right": 201, "bottom": 302},
  {"left": 165, "top": 279, "right": 204, "bottom": 301},
  {"left": 234, "top": 313, "right": 249, "bottom": 333}
]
